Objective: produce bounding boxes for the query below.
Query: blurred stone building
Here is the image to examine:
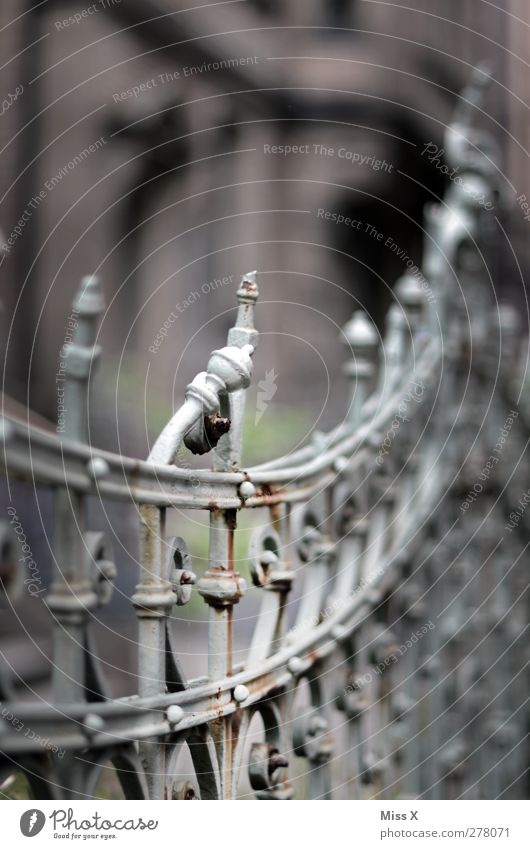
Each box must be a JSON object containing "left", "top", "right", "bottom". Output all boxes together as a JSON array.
[{"left": 0, "top": 0, "right": 527, "bottom": 444}]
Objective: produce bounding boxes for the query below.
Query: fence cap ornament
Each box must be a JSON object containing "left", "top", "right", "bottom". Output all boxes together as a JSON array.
[
  {"left": 72, "top": 274, "right": 105, "bottom": 317},
  {"left": 395, "top": 272, "right": 424, "bottom": 312},
  {"left": 228, "top": 270, "right": 259, "bottom": 350},
  {"left": 341, "top": 310, "right": 378, "bottom": 351}
]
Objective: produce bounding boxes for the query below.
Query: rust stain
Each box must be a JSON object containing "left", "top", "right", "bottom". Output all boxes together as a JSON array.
[
  {"left": 257, "top": 681, "right": 285, "bottom": 701},
  {"left": 255, "top": 482, "right": 287, "bottom": 507},
  {"left": 241, "top": 279, "right": 256, "bottom": 296},
  {"left": 204, "top": 413, "right": 231, "bottom": 445},
  {"left": 224, "top": 714, "right": 233, "bottom": 792},
  {"left": 231, "top": 707, "right": 243, "bottom": 737},
  {"left": 210, "top": 713, "right": 224, "bottom": 735},
  {"left": 226, "top": 507, "right": 237, "bottom": 679},
  {"left": 307, "top": 648, "right": 320, "bottom": 665},
  {"left": 227, "top": 529, "right": 234, "bottom": 572},
  {"left": 246, "top": 672, "right": 280, "bottom": 698},
  {"left": 226, "top": 605, "right": 233, "bottom": 677},
  {"left": 269, "top": 502, "right": 282, "bottom": 528}
]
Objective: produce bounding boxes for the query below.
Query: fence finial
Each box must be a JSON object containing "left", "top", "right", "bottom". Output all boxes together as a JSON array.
[
  {"left": 341, "top": 310, "right": 378, "bottom": 424},
  {"left": 395, "top": 272, "right": 425, "bottom": 339},
  {"left": 214, "top": 271, "right": 260, "bottom": 469},
  {"left": 60, "top": 275, "right": 104, "bottom": 442},
  {"left": 228, "top": 270, "right": 259, "bottom": 350}
]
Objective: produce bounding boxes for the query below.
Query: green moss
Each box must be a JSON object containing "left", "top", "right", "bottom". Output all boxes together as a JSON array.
[{"left": 241, "top": 405, "right": 309, "bottom": 466}]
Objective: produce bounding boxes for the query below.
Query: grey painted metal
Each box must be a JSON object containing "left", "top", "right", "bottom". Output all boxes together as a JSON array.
[{"left": 0, "top": 73, "right": 528, "bottom": 800}]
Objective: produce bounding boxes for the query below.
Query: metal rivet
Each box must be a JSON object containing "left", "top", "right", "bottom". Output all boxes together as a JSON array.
[
  {"left": 238, "top": 480, "right": 256, "bottom": 500},
  {"left": 87, "top": 457, "right": 110, "bottom": 479},
  {"left": 234, "top": 684, "right": 249, "bottom": 703},
  {"left": 83, "top": 713, "right": 105, "bottom": 736},
  {"left": 167, "top": 705, "right": 184, "bottom": 726},
  {"left": 288, "top": 656, "right": 304, "bottom": 676}
]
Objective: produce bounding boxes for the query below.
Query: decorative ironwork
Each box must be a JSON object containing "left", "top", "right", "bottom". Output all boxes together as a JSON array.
[{"left": 0, "top": 74, "right": 527, "bottom": 800}]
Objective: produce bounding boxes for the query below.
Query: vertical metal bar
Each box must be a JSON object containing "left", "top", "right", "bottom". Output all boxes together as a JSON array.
[
  {"left": 196, "top": 272, "right": 259, "bottom": 798},
  {"left": 47, "top": 277, "right": 104, "bottom": 703},
  {"left": 133, "top": 505, "right": 177, "bottom": 798}
]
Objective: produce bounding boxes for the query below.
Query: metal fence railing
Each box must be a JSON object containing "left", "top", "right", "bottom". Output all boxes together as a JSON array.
[{"left": 0, "top": 72, "right": 528, "bottom": 800}]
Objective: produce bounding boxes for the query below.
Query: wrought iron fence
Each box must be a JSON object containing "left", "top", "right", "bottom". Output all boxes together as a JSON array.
[{"left": 0, "top": 73, "right": 528, "bottom": 800}]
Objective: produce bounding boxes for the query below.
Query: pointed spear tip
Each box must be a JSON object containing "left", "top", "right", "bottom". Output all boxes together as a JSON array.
[
  {"left": 341, "top": 310, "right": 378, "bottom": 349},
  {"left": 237, "top": 269, "right": 259, "bottom": 303}
]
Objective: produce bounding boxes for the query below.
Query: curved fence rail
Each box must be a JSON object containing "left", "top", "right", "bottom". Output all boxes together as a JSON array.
[{"left": 0, "top": 73, "right": 528, "bottom": 800}]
